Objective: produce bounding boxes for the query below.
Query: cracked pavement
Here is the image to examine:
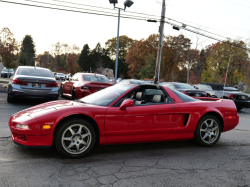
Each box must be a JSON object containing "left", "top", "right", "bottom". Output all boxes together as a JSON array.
[{"left": 0, "top": 92, "right": 250, "bottom": 186}]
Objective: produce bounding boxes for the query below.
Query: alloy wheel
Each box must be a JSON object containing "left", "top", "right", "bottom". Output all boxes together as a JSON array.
[
  {"left": 200, "top": 118, "right": 219, "bottom": 144},
  {"left": 61, "top": 124, "right": 92, "bottom": 155}
]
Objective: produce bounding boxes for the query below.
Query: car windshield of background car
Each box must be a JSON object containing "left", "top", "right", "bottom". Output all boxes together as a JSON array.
[
  {"left": 196, "top": 85, "right": 213, "bottom": 90},
  {"left": 174, "top": 83, "right": 195, "bottom": 89},
  {"left": 17, "top": 68, "right": 54, "bottom": 78},
  {"left": 130, "top": 81, "right": 145, "bottom": 85},
  {"left": 84, "top": 75, "right": 110, "bottom": 83},
  {"left": 80, "top": 84, "right": 134, "bottom": 106},
  {"left": 170, "top": 89, "right": 196, "bottom": 102},
  {"left": 224, "top": 87, "right": 239, "bottom": 91}
]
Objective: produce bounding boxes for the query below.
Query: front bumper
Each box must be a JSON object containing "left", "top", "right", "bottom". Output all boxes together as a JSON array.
[{"left": 11, "top": 132, "right": 53, "bottom": 147}]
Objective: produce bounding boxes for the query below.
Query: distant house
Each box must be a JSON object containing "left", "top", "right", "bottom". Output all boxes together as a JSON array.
[{"left": 95, "top": 68, "right": 114, "bottom": 79}]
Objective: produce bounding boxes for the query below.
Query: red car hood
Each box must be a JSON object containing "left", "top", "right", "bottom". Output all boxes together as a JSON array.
[{"left": 16, "top": 100, "right": 90, "bottom": 118}]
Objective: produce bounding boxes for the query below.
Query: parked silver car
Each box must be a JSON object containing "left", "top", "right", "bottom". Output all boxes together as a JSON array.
[{"left": 7, "top": 66, "right": 59, "bottom": 102}]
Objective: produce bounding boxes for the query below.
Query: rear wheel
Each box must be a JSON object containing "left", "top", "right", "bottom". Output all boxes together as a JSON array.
[
  {"left": 72, "top": 89, "right": 76, "bottom": 100},
  {"left": 7, "top": 87, "right": 14, "bottom": 103},
  {"left": 59, "top": 85, "right": 64, "bottom": 97},
  {"left": 54, "top": 118, "right": 96, "bottom": 158},
  {"left": 237, "top": 107, "right": 243, "bottom": 112},
  {"left": 194, "top": 115, "right": 221, "bottom": 147}
]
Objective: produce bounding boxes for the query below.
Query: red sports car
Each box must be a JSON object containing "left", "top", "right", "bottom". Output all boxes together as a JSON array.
[
  {"left": 60, "top": 73, "right": 112, "bottom": 99},
  {"left": 9, "top": 84, "right": 239, "bottom": 158}
]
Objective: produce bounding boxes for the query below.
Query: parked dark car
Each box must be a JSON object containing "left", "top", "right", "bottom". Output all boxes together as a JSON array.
[
  {"left": 118, "top": 79, "right": 146, "bottom": 85},
  {"left": 162, "top": 82, "right": 207, "bottom": 97},
  {"left": 7, "top": 66, "right": 59, "bottom": 102},
  {"left": 194, "top": 83, "right": 250, "bottom": 111},
  {"left": 1, "top": 68, "right": 14, "bottom": 78}
]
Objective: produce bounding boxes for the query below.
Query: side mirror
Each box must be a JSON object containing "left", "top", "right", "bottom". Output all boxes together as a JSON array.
[{"left": 119, "top": 99, "right": 134, "bottom": 110}]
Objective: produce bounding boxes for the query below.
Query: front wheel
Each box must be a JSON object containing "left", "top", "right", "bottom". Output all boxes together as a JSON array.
[
  {"left": 194, "top": 115, "right": 221, "bottom": 147},
  {"left": 54, "top": 118, "right": 96, "bottom": 158}
]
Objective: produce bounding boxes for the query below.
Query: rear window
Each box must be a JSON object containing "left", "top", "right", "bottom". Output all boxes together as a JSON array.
[
  {"left": 2, "top": 69, "right": 13, "bottom": 72},
  {"left": 83, "top": 75, "right": 110, "bottom": 83},
  {"left": 174, "top": 83, "right": 194, "bottom": 89},
  {"left": 171, "top": 89, "right": 196, "bottom": 102},
  {"left": 195, "top": 84, "right": 213, "bottom": 90},
  {"left": 17, "top": 68, "right": 54, "bottom": 78},
  {"left": 145, "top": 89, "right": 164, "bottom": 95}
]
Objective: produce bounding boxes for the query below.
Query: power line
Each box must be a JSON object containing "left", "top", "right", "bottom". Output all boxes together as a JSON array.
[{"left": 0, "top": 0, "right": 249, "bottom": 51}]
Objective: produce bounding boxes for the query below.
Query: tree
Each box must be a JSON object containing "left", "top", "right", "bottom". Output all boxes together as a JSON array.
[
  {"left": 105, "top": 35, "right": 134, "bottom": 78},
  {"left": 21, "top": 35, "right": 36, "bottom": 66},
  {"left": 78, "top": 44, "right": 92, "bottom": 72},
  {"left": 140, "top": 54, "right": 156, "bottom": 79},
  {"left": 19, "top": 52, "right": 27, "bottom": 65},
  {"left": 201, "top": 40, "right": 250, "bottom": 85},
  {"left": 0, "top": 28, "right": 19, "bottom": 70},
  {"left": 67, "top": 54, "right": 78, "bottom": 74}
]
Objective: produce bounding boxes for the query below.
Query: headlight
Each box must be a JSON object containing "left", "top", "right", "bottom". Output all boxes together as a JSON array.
[{"left": 16, "top": 124, "right": 29, "bottom": 129}]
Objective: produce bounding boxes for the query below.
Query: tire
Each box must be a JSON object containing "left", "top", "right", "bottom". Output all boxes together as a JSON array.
[
  {"left": 72, "top": 89, "right": 76, "bottom": 100},
  {"left": 54, "top": 118, "right": 96, "bottom": 158},
  {"left": 194, "top": 115, "right": 221, "bottom": 147},
  {"left": 7, "top": 87, "right": 15, "bottom": 103},
  {"left": 237, "top": 107, "right": 243, "bottom": 112},
  {"left": 59, "top": 85, "right": 64, "bottom": 97}
]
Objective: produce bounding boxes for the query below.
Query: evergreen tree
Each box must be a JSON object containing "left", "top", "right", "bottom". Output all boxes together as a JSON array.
[
  {"left": 19, "top": 52, "right": 27, "bottom": 65},
  {"left": 78, "top": 44, "right": 93, "bottom": 72},
  {"left": 21, "top": 35, "right": 36, "bottom": 66}
]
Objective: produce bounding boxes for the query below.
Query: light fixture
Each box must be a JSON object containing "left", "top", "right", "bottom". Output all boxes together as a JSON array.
[
  {"left": 173, "top": 26, "right": 180, "bottom": 31},
  {"left": 124, "top": 0, "right": 134, "bottom": 7},
  {"left": 109, "top": 0, "right": 118, "bottom": 4}
]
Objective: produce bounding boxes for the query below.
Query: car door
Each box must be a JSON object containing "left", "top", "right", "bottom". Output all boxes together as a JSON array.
[
  {"left": 67, "top": 74, "right": 78, "bottom": 95},
  {"left": 105, "top": 89, "right": 180, "bottom": 141}
]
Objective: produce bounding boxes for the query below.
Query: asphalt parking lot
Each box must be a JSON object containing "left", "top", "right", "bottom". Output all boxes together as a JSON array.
[{"left": 0, "top": 84, "right": 250, "bottom": 186}]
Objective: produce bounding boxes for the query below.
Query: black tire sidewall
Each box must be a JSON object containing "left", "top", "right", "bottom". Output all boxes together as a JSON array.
[
  {"left": 54, "top": 118, "right": 96, "bottom": 158},
  {"left": 72, "top": 89, "right": 76, "bottom": 100},
  {"left": 194, "top": 115, "right": 221, "bottom": 147}
]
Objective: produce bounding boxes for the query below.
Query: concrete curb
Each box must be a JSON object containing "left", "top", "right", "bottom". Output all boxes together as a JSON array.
[{"left": 0, "top": 81, "right": 8, "bottom": 84}]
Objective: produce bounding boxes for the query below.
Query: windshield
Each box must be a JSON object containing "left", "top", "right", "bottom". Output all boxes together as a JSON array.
[
  {"left": 84, "top": 75, "right": 110, "bottom": 83},
  {"left": 195, "top": 84, "right": 213, "bottom": 90},
  {"left": 224, "top": 87, "right": 239, "bottom": 91},
  {"left": 130, "top": 80, "right": 145, "bottom": 85},
  {"left": 17, "top": 68, "right": 54, "bottom": 78},
  {"left": 2, "top": 69, "right": 13, "bottom": 72},
  {"left": 80, "top": 84, "right": 134, "bottom": 106},
  {"left": 57, "top": 73, "right": 64, "bottom": 76},
  {"left": 173, "top": 83, "right": 194, "bottom": 89}
]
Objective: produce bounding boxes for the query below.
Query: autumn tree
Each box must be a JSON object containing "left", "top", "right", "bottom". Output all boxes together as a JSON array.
[
  {"left": 21, "top": 35, "right": 36, "bottom": 66},
  {"left": 140, "top": 54, "right": 156, "bottom": 79},
  {"left": 67, "top": 54, "right": 79, "bottom": 74},
  {"left": 201, "top": 40, "right": 250, "bottom": 85},
  {"left": 0, "top": 28, "right": 19, "bottom": 69},
  {"left": 105, "top": 35, "right": 134, "bottom": 78}
]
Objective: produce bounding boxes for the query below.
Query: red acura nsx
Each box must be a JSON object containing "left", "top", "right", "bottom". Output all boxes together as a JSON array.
[{"left": 9, "top": 84, "right": 239, "bottom": 157}]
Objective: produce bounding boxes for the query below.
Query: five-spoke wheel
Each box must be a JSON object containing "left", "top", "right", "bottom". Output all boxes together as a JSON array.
[
  {"left": 194, "top": 115, "right": 221, "bottom": 146},
  {"left": 55, "top": 118, "right": 96, "bottom": 157}
]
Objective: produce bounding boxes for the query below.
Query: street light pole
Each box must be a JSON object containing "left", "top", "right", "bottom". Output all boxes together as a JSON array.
[
  {"left": 115, "top": 8, "right": 121, "bottom": 84},
  {"left": 187, "top": 43, "right": 190, "bottom": 83},
  {"left": 109, "top": 0, "right": 133, "bottom": 84}
]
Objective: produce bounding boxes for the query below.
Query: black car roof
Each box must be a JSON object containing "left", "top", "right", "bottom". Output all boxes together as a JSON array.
[{"left": 199, "top": 83, "right": 232, "bottom": 90}]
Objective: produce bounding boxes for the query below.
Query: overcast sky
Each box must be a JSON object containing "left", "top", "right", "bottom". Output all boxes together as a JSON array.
[{"left": 0, "top": 0, "right": 250, "bottom": 54}]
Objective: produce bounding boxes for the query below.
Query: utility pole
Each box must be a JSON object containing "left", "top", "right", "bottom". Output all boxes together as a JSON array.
[{"left": 154, "top": 0, "right": 166, "bottom": 84}]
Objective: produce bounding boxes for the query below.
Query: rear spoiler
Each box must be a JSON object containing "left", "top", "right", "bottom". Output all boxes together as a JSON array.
[{"left": 193, "top": 97, "right": 221, "bottom": 101}]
